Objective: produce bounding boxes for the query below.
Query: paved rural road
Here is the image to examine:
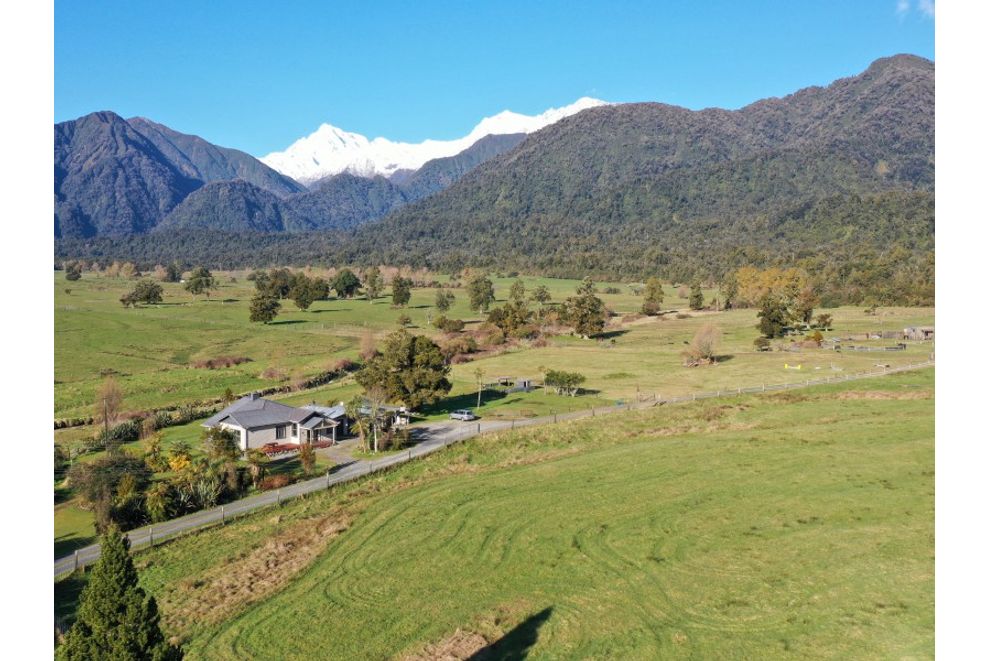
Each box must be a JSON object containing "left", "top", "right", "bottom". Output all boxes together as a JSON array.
[{"left": 54, "top": 360, "right": 933, "bottom": 578}]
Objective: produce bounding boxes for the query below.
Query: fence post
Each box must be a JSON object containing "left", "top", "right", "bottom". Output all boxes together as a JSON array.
[
  {"left": 220, "top": 506, "right": 225, "bottom": 525},
  {"left": 149, "top": 527, "right": 154, "bottom": 547},
  {"left": 74, "top": 550, "right": 79, "bottom": 572},
  {"left": 477, "top": 423, "right": 480, "bottom": 434},
  {"left": 326, "top": 471, "right": 331, "bottom": 489},
  {"left": 276, "top": 489, "right": 281, "bottom": 506}
]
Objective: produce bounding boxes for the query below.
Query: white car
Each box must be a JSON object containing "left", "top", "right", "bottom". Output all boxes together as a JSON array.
[{"left": 449, "top": 409, "right": 477, "bottom": 421}]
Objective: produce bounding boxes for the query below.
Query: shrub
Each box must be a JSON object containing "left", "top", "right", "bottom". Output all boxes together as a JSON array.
[
  {"left": 433, "top": 316, "right": 465, "bottom": 333},
  {"left": 258, "top": 474, "right": 294, "bottom": 491},
  {"left": 603, "top": 286, "right": 621, "bottom": 295},
  {"left": 95, "top": 419, "right": 141, "bottom": 449},
  {"left": 440, "top": 335, "right": 478, "bottom": 361},
  {"left": 481, "top": 327, "right": 506, "bottom": 347},
  {"left": 261, "top": 367, "right": 288, "bottom": 381},
  {"left": 192, "top": 355, "right": 252, "bottom": 369},
  {"left": 330, "top": 358, "right": 358, "bottom": 373},
  {"left": 641, "top": 300, "right": 661, "bottom": 316},
  {"left": 509, "top": 324, "right": 540, "bottom": 340},
  {"left": 753, "top": 337, "right": 771, "bottom": 351}
]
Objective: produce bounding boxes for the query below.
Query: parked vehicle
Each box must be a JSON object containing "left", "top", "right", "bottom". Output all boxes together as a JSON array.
[{"left": 449, "top": 409, "right": 477, "bottom": 421}]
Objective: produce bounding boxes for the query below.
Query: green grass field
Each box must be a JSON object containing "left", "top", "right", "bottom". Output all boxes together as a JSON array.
[
  {"left": 55, "top": 270, "right": 933, "bottom": 420},
  {"left": 57, "top": 369, "right": 934, "bottom": 659},
  {"left": 53, "top": 271, "right": 934, "bottom": 558}
]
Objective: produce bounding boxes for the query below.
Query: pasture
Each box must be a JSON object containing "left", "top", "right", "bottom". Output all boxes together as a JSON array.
[
  {"left": 54, "top": 270, "right": 934, "bottom": 556},
  {"left": 57, "top": 369, "right": 935, "bottom": 659},
  {"left": 55, "top": 270, "right": 933, "bottom": 420}
]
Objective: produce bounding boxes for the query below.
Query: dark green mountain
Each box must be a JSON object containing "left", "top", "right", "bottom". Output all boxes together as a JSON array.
[
  {"left": 55, "top": 111, "right": 302, "bottom": 238},
  {"left": 54, "top": 115, "right": 519, "bottom": 237},
  {"left": 56, "top": 55, "right": 935, "bottom": 304},
  {"left": 155, "top": 180, "right": 286, "bottom": 232},
  {"left": 397, "top": 133, "right": 527, "bottom": 200},
  {"left": 55, "top": 111, "right": 202, "bottom": 237},
  {"left": 282, "top": 173, "right": 408, "bottom": 231},
  {"left": 340, "top": 55, "right": 932, "bottom": 276},
  {"left": 127, "top": 117, "right": 305, "bottom": 197}
]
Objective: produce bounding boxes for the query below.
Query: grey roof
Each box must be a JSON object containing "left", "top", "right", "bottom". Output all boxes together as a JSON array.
[
  {"left": 204, "top": 394, "right": 328, "bottom": 430},
  {"left": 301, "top": 403, "right": 347, "bottom": 419},
  {"left": 300, "top": 416, "right": 337, "bottom": 430}
]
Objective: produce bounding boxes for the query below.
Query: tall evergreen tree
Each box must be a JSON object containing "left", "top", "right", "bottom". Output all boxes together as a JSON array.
[
  {"left": 183, "top": 266, "right": 215, "bottom": 298},
  {"left": 466, "top": 273, "right": 496, "bottom": 312},
  {"left": 391, "top": 276, "right": 413, "bottom": 307},
  {"left": 249, "top": 292, "right": 281, "bottom": 324},
  {"left": 363, "top": 267, "right": 384, "bottom": 302},
  {"left": 756, "top": 295, "right": 790, "bottom": 338},
  {"left": 58, "top": 526, "right": 182, "bottom": 660},
  {"left": 332, "top": 269, "right": 362, "bottom": 298},
  {"left": 508, "top": 280, "right": 526, "bottom": 304},
  {"left": 434, "top": 289, "right": 455, "bottom": 313},
  {"left": 564, "top": 277, "right": 607, "bottom": 338},
  {"left": 164, "top": 261, "right": 183, "bottom": 283},
  {"left": 689, "top": 282, "right": 705, "bottom": 310},
  {"left": 356, "top": 330, "right": 452, "bottom": 409},
  {"left": 289, "top": 276, "right": 317, "bottom": 311}
]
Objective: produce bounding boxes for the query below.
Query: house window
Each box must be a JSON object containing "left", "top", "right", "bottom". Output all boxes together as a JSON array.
[
  {"left": 276, "top": 425, "right": 286, "bottom": 440},
  {"left": 292, "top": 423, "right": 298, "bottom": 437}
]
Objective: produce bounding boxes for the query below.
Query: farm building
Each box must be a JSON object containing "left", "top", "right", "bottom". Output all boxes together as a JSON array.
[
  {"left": 486, "top": 376, "right": 536, "bottom": 392},
  {"left": 203, "top": 393, "right": 348, "bottom": 451},
  {"left": 903, "top": 326, "right": 935, "bottom": 341}
]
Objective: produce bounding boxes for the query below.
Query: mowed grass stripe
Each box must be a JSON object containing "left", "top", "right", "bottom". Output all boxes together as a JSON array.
[{"left": 167, "top": 372, "right": 933, "bottom": 660}]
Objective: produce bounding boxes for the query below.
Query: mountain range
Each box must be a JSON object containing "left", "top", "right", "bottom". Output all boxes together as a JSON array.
[
  {"left": 346, "top": 54, "right": 933, "bottom": 276},
  {"left": 54, "top": 54, "right": 934, "bottom": 301},
  {"left": 260, "top": 97, "right": 605, "bottom": 182},
  {"left": 54, "top": 110, "right": 542, "bottom": 238}
]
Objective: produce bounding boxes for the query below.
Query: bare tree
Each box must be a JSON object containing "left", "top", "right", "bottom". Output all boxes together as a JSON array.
[
  {"left": 95, "top": 376, "right": 124, "bottom": 431},
  {"left": 683, "top": 323, "right": 722, "bottom": 366},
  {"left": 360, "top": 328, "right": 377, "bottom": 361}
]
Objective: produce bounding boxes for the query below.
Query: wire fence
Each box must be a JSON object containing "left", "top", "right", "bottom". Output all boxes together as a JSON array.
[{"left": 54, "top": 359, "right": 934, "bottom": 580}]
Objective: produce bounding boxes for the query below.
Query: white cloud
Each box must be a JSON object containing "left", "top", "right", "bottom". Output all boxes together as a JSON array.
[
  {"left": 918, "top": 0, "right": 935, "bottom": 19},
  {"left": 896, "top": 0, "right": 911, "bottom": 17}
]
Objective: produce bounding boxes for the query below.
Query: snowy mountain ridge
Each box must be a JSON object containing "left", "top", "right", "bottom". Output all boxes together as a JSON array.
[{"left": 261, "top": 97, "right": 607, "bottom": 184}]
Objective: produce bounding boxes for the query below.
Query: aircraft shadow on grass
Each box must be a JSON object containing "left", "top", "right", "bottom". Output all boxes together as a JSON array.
[{"left": 468, "top": 606, "right": 553, "bottom": 660}]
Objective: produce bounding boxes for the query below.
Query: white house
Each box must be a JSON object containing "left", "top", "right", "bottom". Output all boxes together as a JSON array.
[{"left": 202, "top": 393, "right": 348, "bottom": 451}]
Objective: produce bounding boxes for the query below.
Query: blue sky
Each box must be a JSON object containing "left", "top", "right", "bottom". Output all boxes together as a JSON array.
[{"left": 55, "top": 1, "right": 934, "bottom": 156}]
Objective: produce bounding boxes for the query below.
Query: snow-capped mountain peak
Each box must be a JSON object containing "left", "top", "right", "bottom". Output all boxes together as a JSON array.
[{"left": 261, "top": 97, "right": 608, "bottom": 184}]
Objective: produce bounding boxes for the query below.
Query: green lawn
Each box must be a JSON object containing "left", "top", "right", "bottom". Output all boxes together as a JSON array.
[{"left": 57, "top": 369, "right": 934, "bottom": 659}]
